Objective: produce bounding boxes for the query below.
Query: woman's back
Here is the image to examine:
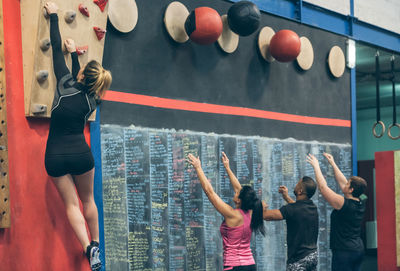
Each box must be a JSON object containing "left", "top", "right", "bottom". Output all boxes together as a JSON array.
[
  {"left": 330, "top": 198, "right": 366, "bottom": 251},
  {"left": 220, "top": 209, "right": 255, "bottom": 267}
]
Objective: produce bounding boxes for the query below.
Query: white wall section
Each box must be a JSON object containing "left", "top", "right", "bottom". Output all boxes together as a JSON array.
[
  {"left": 355, "top": 0, "right": 400, "bottom": 34},
  {"left": 304, "top": 0, "right": 350, "bottom": 15}
]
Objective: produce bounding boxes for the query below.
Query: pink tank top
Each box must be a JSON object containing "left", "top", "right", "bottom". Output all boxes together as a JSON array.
[{"left": 220, "top": 209, "right": 255, "bottom": 269}]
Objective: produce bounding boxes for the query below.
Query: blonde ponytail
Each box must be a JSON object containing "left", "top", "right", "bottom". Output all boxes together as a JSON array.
[{"left": 83, "top": 60, "right": 112, "bottom": 98}]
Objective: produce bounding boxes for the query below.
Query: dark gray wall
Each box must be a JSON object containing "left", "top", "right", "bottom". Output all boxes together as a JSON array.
[{"left": 101, "top": 0, "right": 351, "bottom": 143}]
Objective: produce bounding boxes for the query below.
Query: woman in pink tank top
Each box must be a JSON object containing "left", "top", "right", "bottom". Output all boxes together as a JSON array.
[{"left": 188, "top": 152, "right": 266, "bottom": 271}]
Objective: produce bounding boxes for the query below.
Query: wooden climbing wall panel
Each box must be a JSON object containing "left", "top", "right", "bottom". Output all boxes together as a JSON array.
[
  {"left": 0, "top": 0, "right": 10, "bottom": 228},
  {"left": 21, "top": 0, "right": 108, "bottom": 119}
]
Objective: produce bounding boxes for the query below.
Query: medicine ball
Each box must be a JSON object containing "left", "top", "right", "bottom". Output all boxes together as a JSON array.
[
  {"left": 185, "top": 7, "right": 223, "bottom": 45},
  {"left": 227, "top": 1, "right": 260, "bottom": 36},
  {"left": 269, "top": 30, "right": 301, "bottom": 62}
]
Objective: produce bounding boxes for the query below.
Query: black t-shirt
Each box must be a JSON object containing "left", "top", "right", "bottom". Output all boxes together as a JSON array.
[
  {"left": 330, "top": 198, "right": 366, "bottom": 251},
  {"left": 279, "top": 200, "right": 319, "bottom": 264}
]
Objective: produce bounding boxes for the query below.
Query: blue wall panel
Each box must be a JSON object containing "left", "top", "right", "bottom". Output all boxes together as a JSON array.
[
  {"left": 90, "top": 108, "right": 106, "bottom": 269},
  {"left": 302, "top": 4, "right": 349, "bottom": 36},
  {"left": 353, "top": 21, "right": 400, "bottom": 53},
  {"left": 230, "top": 0, "right": 297, "bottom": 21}
]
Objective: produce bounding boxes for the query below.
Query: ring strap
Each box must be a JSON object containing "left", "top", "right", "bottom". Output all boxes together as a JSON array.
[
  {"left": 375, "top": 51, "right": 381, "bottom": 122},
  {"left": 391, "top": 55, "right": 397, "bottom": 125}
]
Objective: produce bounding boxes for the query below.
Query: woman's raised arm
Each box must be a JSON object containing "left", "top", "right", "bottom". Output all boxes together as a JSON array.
[
  {"left": 188, "top": 154, "right": 237, "bottom": 219},
  {"left": 221, "top": 152, "right": 242, "bottom": 193},
  {"left": 323, "top": 152, "right": 349, "bottom": 193},
  {"left": 45, "top": 2, "right": 70, "bottom": 81},
  {"left": 307, "top": 154, "right": 344, "bottom": 210}
]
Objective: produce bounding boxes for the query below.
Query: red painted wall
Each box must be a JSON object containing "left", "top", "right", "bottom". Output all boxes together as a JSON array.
[
  {"left": 0, "top": 1, "right": 91, "bottom": 270},
  {"left": 375, "top": 151, "right": 400, "bottom": 271}
]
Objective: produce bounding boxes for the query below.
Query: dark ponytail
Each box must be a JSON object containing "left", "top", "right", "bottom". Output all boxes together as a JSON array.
[
  {"left": 239, "top": 186, "right": 265, "bottom": 236},
  {"left": 251, "top": 199, "right": 265, "bottom": 236}
]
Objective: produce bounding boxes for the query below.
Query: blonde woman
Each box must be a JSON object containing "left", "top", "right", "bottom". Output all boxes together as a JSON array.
[{"left": 43, "top": 3, "right": 111, "bottom": 271}]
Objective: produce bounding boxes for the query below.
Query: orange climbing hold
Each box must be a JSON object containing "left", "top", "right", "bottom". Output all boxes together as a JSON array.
[
  {"left": 93, "top": 0, "right": 108, "bottom": 12},
  {"left": 93, "top": 27, "right": 106, "bottom": 40},
  {"left": 79, "top": 4, "right": 90, "bottom": 17},
  {"left": 76, "top": 45, "right": 88, "bottom": 55}
]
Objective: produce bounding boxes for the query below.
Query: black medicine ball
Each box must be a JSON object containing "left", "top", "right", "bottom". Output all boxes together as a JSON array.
[{"left": 227, "top": 1, "right": 261, "bottom": 36}]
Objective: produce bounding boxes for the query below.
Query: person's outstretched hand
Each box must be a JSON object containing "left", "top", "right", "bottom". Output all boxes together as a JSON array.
[
  {"left": 64, "top": 39, "right": 76, "bottom": 53},
  {"left": 278, "top": 185, "right": 289, "bottom": 197},
  {"left": 221, "top": 152, "right": 230, "bottom": 169},
  {"left": 44, "top": 2, "right": 58, "bottom": 15},
  {"left": 307, "top": 154, "right": 320, "bottom": 168},
  {"left": 187, "top": 154, "right": 201, "bottom": 169},
  {"left": 323, "top": 152, "right": 335, "bottom": 165}
]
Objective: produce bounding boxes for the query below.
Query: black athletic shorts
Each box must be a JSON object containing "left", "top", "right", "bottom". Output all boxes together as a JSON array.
[{"left": 45, "top": 151, "right": 94, "bottom": 177}]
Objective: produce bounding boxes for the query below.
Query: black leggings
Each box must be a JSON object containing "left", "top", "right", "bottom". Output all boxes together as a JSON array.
[
  {"left": 332, "top": 249, "right": 364, "bottom": 271},
  {"left": 224, "top": 265, "right": 256, "bottom": 271}
]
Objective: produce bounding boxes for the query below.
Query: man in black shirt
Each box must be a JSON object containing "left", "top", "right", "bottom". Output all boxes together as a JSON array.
[{"left": 263, "top": 176, "right": 319, "bottom": 271}]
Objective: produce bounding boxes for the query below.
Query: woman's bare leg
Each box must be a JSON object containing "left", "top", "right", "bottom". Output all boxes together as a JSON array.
[
  {"left": 73, "top": 168, "right": 99, "bottom": 243},
  {"left": 52, "top": 174, "right": 90, "bottom": 251}
]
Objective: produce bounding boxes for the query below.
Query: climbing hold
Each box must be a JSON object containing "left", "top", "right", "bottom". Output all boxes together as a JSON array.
[
  {"left": 31, "top": 104, "right": 47, "bottom": 114},
  {"left": 76, "top": 45, "right": 88, "bottom": 55},
  {"left": 64, "top": 10, "right": 77, "bottom": 23},
  {"left": 79, "top": 4, "right": 90, "bottom": 17},
  {"left": 43, "top": 8, "right": 50, "bottom": 19},
  {"left": 36, "top": 70, "right": 49, "bottom": 83},
  {"left": 40, "top": 38, "right": 51, "bottom": 51},
  {"left": 93, "top": 27, "right": 106, "bottom": 40},
  {"left": 94, "top": 0, "right": 108, "bottom": 12}
]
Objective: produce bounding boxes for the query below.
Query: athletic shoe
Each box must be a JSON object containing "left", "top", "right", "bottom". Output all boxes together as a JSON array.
[
  {"left": 91, "top": 240, "right": 99, "bottom": 247},
  {"left": 86, "top": 245, "right": 102, "bottom": 271}
]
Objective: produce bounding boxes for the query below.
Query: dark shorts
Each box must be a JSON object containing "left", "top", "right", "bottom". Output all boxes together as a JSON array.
[
  {"left": 287, "top": 251, "right": 318, "bottom": 271},
  {"left": 332, "top": 249, "right": 364, "bottom": 271},
  {"left": 224, "top": 265, "right": 256, "bottom": 271},
  {"left": 45, "top": 151, "right": 94, "bottom": 177}
]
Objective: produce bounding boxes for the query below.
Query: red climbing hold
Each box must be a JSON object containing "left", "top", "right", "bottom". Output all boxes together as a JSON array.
[
  {"left": 93, "top": 0, "right": 108, "bottom": 12},
  {"left": 93, "top": 27, "right": 106, "bottom": 40},
  {"left": 79, "top": 4, "right": 90, "bottom": 17},
  {"left": 76, "top": 45, "right": 88, "bottom": 55}
]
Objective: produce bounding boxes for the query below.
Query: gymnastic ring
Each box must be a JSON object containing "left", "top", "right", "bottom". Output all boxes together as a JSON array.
[
  {"left": 388, "top": 123, "right": 400, "bottom": 140},
  {"left": 372, "top": 121, "right": 385, "bottom": 138}
]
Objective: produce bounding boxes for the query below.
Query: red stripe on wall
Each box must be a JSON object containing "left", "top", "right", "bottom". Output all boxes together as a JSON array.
[{"left": 103, "top": 91, "right": 351, "bottom": 127}]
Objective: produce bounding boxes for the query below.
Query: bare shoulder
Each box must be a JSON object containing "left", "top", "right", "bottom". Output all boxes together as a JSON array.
[{"left": 225, "top": 209, "right": 245, "bottom": 227}]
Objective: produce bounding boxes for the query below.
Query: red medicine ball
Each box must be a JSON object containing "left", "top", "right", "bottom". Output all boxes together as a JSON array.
[
  {"left": 185, "top": 7, "right": 223, "bottom": 45},
  {"left": 269, "top": 30, "right": 301, "bottom": 62}
]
